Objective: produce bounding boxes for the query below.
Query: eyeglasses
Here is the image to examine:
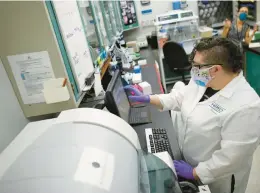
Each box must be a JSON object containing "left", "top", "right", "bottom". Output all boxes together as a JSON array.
[
  {"left": 191, "top": 61, "right": 223, "bottom": 69},
  {"left": 239, "top": 10, "right": 248, "bottom": 14}
]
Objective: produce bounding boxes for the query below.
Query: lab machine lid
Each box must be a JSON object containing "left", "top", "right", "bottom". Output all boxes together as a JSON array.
[
  {"left": 0, "top": 121, "right": 140, "bottom": 193},
  {"left": 140, "top": 152, "right": 183, "bottom": 193},
  {"left": 0, "top": 108, "right": 185, "bottom": 193},
  {"left": 0, "top": 108, "right": 141, "bottom": 193}
]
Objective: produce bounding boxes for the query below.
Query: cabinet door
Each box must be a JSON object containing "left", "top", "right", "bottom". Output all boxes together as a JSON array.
[
  {"left": 246, "top": 51, "right": 260, "bottom": 96},
  {"left": 118, "top": 0, "right": 139, "bottom": 31}
]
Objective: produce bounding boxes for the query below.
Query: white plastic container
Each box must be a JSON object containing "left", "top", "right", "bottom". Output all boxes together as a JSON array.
[
  {"left": 138, "top": 81, "right": 152, "bottom": 95},
  {"left": 198, "top": 26, "right": 213, "bottom": 38}
]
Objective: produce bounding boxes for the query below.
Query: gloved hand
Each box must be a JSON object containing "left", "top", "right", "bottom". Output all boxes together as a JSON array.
[
  {"left": 124, "top": 85, "right": 150, "bottom": 103},
  {"left": 174, "top": 160, "right": 195, "bottom": 180}
]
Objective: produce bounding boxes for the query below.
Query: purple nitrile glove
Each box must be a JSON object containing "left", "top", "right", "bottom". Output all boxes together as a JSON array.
[
  {"left": 124, "top": 85, "right": 143, "bottom": 96},
  {"left": 174, "top": 160, "right": 195, "bottom": 180},
  {"left": 124, "top": 85, "right": 150, "bottom": 103},
  {"left": 128, "top": 95, "right": 150, "bottom": 103}
]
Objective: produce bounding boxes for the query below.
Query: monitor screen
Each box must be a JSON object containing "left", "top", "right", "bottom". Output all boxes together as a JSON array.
[
  {"left": 112, "top": 75, "right": 130, "bottom": 122},
  {"left": 158, "top": 14, "right": 178, "bottom": 22},
  {"left": 181, "top": 11, "right": 193, "bottom": 18}
]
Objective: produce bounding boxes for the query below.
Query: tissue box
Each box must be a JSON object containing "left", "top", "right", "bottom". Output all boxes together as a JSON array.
[
  {"left": 138, "top": 81, "right": 152, "bottom": 95},
  {"left": 199, "top": 26, "right": 213, "bottom": 38},
  {"left": 126, "top": 41, "right": 140, "bottom": 53},
  {"left": 132, "top": 73, "right": 142, "bottom": 84}
]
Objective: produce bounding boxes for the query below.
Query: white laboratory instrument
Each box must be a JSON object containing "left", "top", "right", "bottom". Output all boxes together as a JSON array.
[
  {"left": 137, "top": 36, "right": 149, "bottom": 48},
  {"left": 155, "top": 10, "right": 200, "bottom": 92},
  {"left": 155, "top": 10, "right": 198, "bottom": 26},
  {"left": 155, "top": 10, "right": 200, "bottom": 50},
  {"left": 0, "top": 108, "right": 210, "bottom": 193},
  {"left": 109, "top": 39, "right": 133, "bottom": 69}
]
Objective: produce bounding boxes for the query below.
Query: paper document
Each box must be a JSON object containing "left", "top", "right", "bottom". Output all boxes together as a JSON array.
[
  {"left": 43, "top": 78, "right": 70, "bottom": 104},
  {"left": 7, "top": 51, "right": 55, "bottom": 104},
  {"left": 94, "top": 73, "right": 103, "bottom": 96}
]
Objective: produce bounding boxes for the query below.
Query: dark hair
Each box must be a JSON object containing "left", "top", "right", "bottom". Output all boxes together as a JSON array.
[
  {"left": 189, "top": 37, "right": 243, "bottom": 73},
  {"left": 238, "top": 5, "right": 249, "bottom": 11}
]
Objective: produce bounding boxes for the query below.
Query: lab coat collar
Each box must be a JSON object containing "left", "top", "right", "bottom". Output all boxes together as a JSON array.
[{"left": 218, "top": 71, "right": 244, "bottom": 98}]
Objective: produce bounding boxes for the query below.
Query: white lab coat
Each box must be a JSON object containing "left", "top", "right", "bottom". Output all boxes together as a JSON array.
[{"left": 157, "top": 72, "right": 260, "bottom": 193}]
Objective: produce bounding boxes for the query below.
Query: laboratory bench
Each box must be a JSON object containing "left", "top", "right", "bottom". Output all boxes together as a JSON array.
[
  {"left": 243, "top": 45, "right": 260, "bottom": 96},
  {"left": 80, "top": 53, "right": 182, "bottom": 160},
  {"left": 133, "top": 63, "right": 182, "bottom": 160}
]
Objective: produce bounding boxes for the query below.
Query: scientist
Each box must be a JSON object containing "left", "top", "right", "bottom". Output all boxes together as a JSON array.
[
  {"left": 222, "top": 6, "right": 258, "bottom": 44},
  {"left": 125, "top": 37, "right": 260, "bottom": 193}
]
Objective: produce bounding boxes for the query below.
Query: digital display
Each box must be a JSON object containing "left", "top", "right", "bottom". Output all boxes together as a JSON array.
[
  {"left": 181, "top": 12, "right": 193, "bottom": 18},
  {"left": 158, "top": 14, "right": 178, "bottom": 22}
]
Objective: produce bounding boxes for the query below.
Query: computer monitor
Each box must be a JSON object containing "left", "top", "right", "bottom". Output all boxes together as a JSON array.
[{"left": 105, "top": 70, "right": 130, "bottom": 122}]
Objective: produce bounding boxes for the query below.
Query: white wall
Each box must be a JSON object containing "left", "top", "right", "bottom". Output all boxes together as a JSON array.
[
  {"left": 0, "top": 59, "right": 28, "bottom": 153},
  {"left": 124, "top": 0, "right": 198, "bottom": 41},
  {"left": 258, "top": 2, "right": 260, "bottom": 22}
]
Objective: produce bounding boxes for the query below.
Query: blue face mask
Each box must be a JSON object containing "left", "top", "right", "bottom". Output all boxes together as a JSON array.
[{"left": 239, "top": 12, "right": 247, "bottom": 21}]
